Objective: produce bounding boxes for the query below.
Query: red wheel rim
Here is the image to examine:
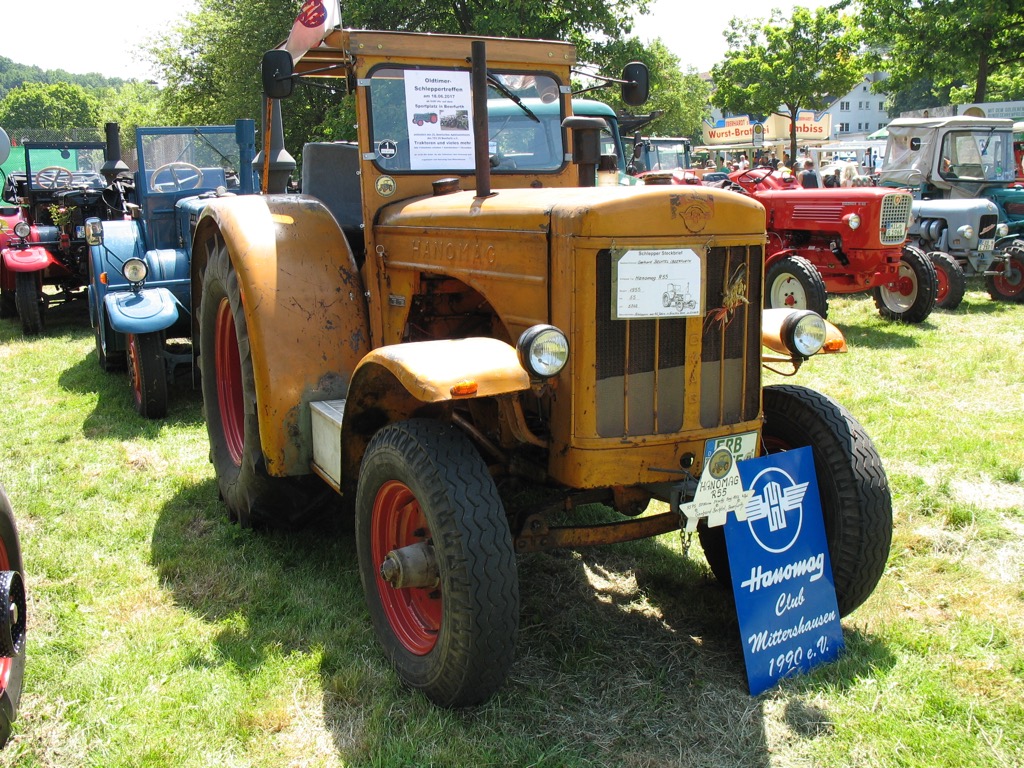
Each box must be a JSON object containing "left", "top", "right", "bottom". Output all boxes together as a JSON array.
[
  {"left": 0, "top": 537, "right": 11, "bottom": 693},
  {"left": 127, "top": 334, "right": 143, "bottom": 409},
  {"left": 370, "top": 480, "right": 441, "bottom": 655},
  {"left": 214, "top": 298, "right": 244, "bottom": 466},
  {"left": 994, "top": 256, "right": 1024, "bottom": 298},
  {"left": 897, "top": 274, "right": 915, "bottom": 296},
  {"left": 935, "top": 268, "right": 949, "bottom": 302}
]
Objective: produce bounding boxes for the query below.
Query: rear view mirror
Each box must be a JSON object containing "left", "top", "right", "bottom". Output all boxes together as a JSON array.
[
  {"left": 262, "top": 50, "right": 295, "bottom": 99},
  {"left": 621, "top": 62, "right": 649, "bottom": 107}
]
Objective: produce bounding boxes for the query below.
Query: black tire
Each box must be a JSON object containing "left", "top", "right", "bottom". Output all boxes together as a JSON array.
[
  {"left": 0, "top": 484, "right": 26, "bottom": 749},
  {"left": 928, "top": 251, "right": 966, "bottom": 310},
  {"left": 94, "top": 319, "right": 126, "bottom": 372},
  {"left": 698, "top": 384, "right": 892, "bottom": 617},
  {"left": 198, "top": 233, "right": 323, "bottom": 529},
  {"left": 872, "top": 244, "right": 937, "bottom": 323},
  {"left": 986, "top": 242, "right": 1024, "bottom": 303},
  {"left": 764, "top": 255, "right": 829, "bottom": 318},
  {"left": 0, "top": 289, "right": 15, "bottom": 320},
  {"left": 14, "top": 272, "right": 43, "bottom": 336},
  {"left": 356, "top": 419, "right": 519, "bottom": 707},
  {"left": 127, "top": 332, "right": 168, "bottom": 419}
]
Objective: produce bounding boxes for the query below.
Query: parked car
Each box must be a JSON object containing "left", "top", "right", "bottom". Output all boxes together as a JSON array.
[
  {"left": 878, "top": 116, "right": 1023, "bottom": 305},
  {"left": 87, "top": 121, "right": 256, "bottom": 418},
  {"left": 0, "top": 126, "right": 129, "bottom": 334},
  {"left": 723, "top": 167, "right": 935, "bottom": 322}
]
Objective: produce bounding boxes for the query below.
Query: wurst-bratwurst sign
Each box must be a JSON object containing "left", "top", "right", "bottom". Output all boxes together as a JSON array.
[{"left": 702, "top": 112, "right": 831, "bottom": 146}]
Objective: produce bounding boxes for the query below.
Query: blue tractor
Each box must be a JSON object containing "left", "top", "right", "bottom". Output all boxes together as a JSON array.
[{"left": 88, "top": 121, "right": 256, "bottom": 418}]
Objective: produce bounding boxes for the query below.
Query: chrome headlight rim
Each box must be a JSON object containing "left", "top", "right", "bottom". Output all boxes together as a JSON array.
[
  {"left": 13, "top": 221, "right": 30, "bottom": 239},
  {"left": 781, "top": 310, "right": 827, "bottom": 357},
  {"left": 843, "top": 212, "right": 861, "bottom": 230},
  {"left": 958, "top": 224, "right": 975, "bottom": 241},
  {"left": 996, "top": 222, "right": 1010, "bottom": 238},
  {"left": 122, "top": 257, "right": 148, "bottom": 284},
  {"left": 517, "top": 324, "right": 570, "bottom": 379}
]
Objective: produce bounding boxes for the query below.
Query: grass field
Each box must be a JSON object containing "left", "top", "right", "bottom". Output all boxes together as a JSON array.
[{"left": 0, "top": 283, "right": 1021, "bottom": 767}]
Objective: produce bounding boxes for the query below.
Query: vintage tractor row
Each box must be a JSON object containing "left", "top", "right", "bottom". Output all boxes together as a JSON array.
[
  {"left": 720, "top": 167, "right": 936, "bottom": 323},
  {"left": 0, "top": 125, "right": 129, "bottom": 335},
  {"left": 879, "top": 116, "right": 1024, "bottom": 307},
  {"left": 170, "top": 27, "right": 892, "bottom": 707}
]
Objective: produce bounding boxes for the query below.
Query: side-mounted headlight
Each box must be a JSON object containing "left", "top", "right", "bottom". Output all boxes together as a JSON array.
[
  {"left": 517, "top": 324, "right": 569, "bottom": 379},
  {"left": 996, "top": 223, "right": 1009, "bottom": 238},
  {"left": 122, "top": 257, "right": 148, "bottom": 284},
  {"left": 763, "top": 308, "right": 829, "bottom": 358},
  {"left": 957, "top": 224, "right": 975, "bottom": 241},
  {"left": 13, "top": 221, "right": 30, "bottom": 239},
  {"left": 843, "top": 213, "right": 861, "bottom": 230}
]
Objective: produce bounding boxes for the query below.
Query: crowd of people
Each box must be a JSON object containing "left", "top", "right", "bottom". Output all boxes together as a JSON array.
[{"left": 703, "top": 148, "right": 880, "bottom": 188}]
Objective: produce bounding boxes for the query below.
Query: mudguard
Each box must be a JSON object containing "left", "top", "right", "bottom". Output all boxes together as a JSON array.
[
  {"left": 191, "top": 194, "right": 372, "bottom": 477},
  {"left": 103, "top": 287, "right": 180, "bottom": 334},
  {"left": 1, "top": 246, "right": 54, "bottom": 272}
]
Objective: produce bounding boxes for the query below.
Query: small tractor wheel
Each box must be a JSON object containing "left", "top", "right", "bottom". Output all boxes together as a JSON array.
[
  {"left": 986, "top": 242, "right": 1024, "bottom": 302},
  {"left": 872, "top": 243, "right": 937, "bottom": 323},
  {"left": 0, "top": 484, "right": 26, "bottom": 749},
  {"left": 764, "top": 255, "right": 829, "bottom": 318},
  {"left": 14, "top": 272, "right": 43, "bottom": 336},
  {"left": 198, "top": 233, "right": 326, "bottom": 529},
  {"left": 929, "top": 251, "right": 966, "bottom": 310},
  {"left": 0, "top": 289, "right": 15, "bottom": 319},
  {"left": 127, "top": 332, "right": 168, "bottom": 419},
  {"left": 356, "top": 419, "right": 519, "bottom": 707},
  {"left": 698, "top": 385, "right": 892, "bottom": 617}
]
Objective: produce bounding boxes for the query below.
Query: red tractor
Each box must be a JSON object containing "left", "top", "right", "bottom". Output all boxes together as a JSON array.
[{"left": 723, "top": 167, "right": 937, "bottom": 322}]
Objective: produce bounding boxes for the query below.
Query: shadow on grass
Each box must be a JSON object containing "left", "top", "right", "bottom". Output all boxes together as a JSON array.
[{"left": 151, "top": 490, "right": 895, "bottom": 767}]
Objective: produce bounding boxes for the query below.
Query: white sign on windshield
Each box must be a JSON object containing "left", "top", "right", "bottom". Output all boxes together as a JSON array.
[{"left": 404, "top": 70, "right": 475, "bottom": 171}]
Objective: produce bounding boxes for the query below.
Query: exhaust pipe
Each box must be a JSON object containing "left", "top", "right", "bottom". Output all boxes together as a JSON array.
[
  {"left": 471, "top": 40, "right": 493, "bottom": 199},
  {"left": 100, "top": 122, "right": 129, "bottom": 184}
]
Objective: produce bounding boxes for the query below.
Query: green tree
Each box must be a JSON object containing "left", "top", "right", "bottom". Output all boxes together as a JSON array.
[
  {"left": 96, "top": 82, "right": 164, "bottom": 139},
  {"left": 856, "top": 0, "right": 1024, "bottom": 105},
  {"left": 711, "top": 6, "right": 863, "bottom": 165},
  {"left": 0, "top": 81, "right": 100, "bottom": 132}
]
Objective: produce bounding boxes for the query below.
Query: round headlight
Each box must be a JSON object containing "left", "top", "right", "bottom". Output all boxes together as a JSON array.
[
  {"left": 517, "top": 324, "right": 569, "bottom": 379},
  {"left": 13, "top": 221, "right": 30, "bottom": 238},
  {"left": 844, "top": 213, "right": 861, "bottom": 230},
  {"left": 996, "top": 223, "right": 1009, "bottom": 238},
  {"left": 122, "top": 258, "right": 148, "bottom": 283},
  {"left": 958, "top": 224, "right": 975, "bottom": 240},
  {"left": 782, "top": 310, "right": 827, "bottom": 357}
]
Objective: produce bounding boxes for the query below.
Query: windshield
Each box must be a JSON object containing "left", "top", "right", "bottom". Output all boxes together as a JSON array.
[
  {"left": 368, "top": 66, "right": 564, "bottom": 173},
  {"left": 641, "top": 140, "right": 690, "bottom": 172},
  {"left": 25, "top": 144, "right": 107, "bottom": 191},
  {"left": 138, "top": 127, "right": 245, "bottom": 193},
  {"left": 938, "top": 129, "right": 1014, "bottom": 182}
]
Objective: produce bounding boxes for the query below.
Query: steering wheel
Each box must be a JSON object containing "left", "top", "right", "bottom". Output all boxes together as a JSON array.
[
  {"left": 150, "top": 162, "right": 205, "bottom": 192},
  {"left": 35, "top": 166, "right": 74, "bottom": 189}
]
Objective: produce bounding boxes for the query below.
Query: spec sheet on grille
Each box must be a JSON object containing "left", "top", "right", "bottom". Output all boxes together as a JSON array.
[{"left": 610, "top": 247, "right": 704, "bottom": 320}]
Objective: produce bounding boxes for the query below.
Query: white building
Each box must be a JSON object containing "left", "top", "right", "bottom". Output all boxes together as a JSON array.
[{"left": 823, "top": 72, "right": 891, "bottom": 140}]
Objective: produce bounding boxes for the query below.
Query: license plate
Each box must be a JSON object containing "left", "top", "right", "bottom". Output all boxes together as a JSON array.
[
  {"left": 703, "top": 431, "right": 759, "bottom": 463},
  {"left": 979, "top": 239, "right": 995, "bottom": 252},
  {"left": 887, "top": 222, "right": 906, "bottom": 239}
]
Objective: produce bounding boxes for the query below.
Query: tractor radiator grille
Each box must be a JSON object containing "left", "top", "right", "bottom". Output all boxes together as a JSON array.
[
  {"left": 593, "top": 245, "right": 762, "bottom": 437},
  {"left": 978, "top": 214, "right": 999, "bottom": 239},
  {"left": 880, "top": 193, "right": 913, "bottom": 245}
]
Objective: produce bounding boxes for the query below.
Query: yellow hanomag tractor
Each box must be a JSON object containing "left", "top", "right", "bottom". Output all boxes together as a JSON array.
[{"left": 188, "top": 29, "right": 892, "bottom": 706}]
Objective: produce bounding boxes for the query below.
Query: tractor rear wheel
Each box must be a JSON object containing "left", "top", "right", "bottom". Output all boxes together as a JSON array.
[
  {"left": 698, "top": 384, "right": 892, "bottom": 617},
  {"left": 764, "top": 255, "right": 829, "bottom": 318},
  {"left": 987, "top": 243, "right": 1024, "bottom": 303},
  {"left": 872, "top": 244, "right": 937, "bottom": 323},
  {"left": 14, "top": 272, "right": 43, "bottom": 336},
  {"left": 929, "top": 251, "right": 966, "bottom": 310},
  {"left": 0, "top": 485, "right": 26, "bottom": 748},
  {"left": 356, "top": 419, "right": 519, "bottom": 707},
  {"left": 127, "top": 332, "right": 168, "bottom": 419},
  {"left": 198, "top": 233, "right": 325, "bottom": 529}
]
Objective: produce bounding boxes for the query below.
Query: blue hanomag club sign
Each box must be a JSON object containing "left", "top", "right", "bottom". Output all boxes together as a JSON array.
[{"left": 725, "top": 446, "right": 844, "bottom": 695}]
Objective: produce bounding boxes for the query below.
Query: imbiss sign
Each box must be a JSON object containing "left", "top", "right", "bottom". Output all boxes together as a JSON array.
[{"left": 702, "top": 112, "right": 831, "bottom": 146}]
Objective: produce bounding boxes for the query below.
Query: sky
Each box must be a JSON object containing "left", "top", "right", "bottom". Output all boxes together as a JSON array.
[{"left": 2, "top": 0, "right": 828, "bottom": 81}]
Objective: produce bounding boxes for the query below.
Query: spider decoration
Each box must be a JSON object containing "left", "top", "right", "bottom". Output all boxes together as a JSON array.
[{"left": 704, "top": 263, "right": 750, "bottom": 331}]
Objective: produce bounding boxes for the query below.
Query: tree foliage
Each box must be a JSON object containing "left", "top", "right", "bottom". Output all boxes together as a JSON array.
[
  {"left": 711, "top": 6, "right": 863, "bottom": 164},
  {"left": 0, "top": 81, "right": 100, "bottom": 132},
  {"left": 856, "top": 0, "right": 1024, "bottom": 104},
  {"left": 0, "top": 56, "right": 127, "bottom": 101}
]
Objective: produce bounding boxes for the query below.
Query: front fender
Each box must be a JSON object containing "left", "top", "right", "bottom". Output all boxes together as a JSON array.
[
  {"left": 103, "top": 287, "right": 180, "bottom": 334},
  {"left": 1, "top": 246, "right": 55, "bottom": 272}
]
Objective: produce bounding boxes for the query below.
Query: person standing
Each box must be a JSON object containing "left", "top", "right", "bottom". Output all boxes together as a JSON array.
[{"left": 799, "top": 158, "right": 823, "bottom": 188}]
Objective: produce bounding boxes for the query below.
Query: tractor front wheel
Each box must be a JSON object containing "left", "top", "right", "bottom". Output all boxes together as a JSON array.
[
  {"left": 872, "top": 244, "right": 937, "bottom": 323},
  {"left": 987, "top": 243, "right": 1024, "bottom": 302},
  {"left": 764, "top": 255, "right": 829, "bottom": 318},
  {"left": 127, "top": 332, "right": 168, "bottom": 419},
  {"left": 356, "top": 419, "right": 519, "bottom": 707},
  {"left": 0, "top": 485, "right": 26, "bottom": 748},
  {"left": 14, "top": 272, "right": 43, "bottom": 336},
  {"left": 929, "top": 251, "right": 966, "bottom": 310},
  {"left": 698, "top": 385, "right": 892, "bottom": 617}
]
